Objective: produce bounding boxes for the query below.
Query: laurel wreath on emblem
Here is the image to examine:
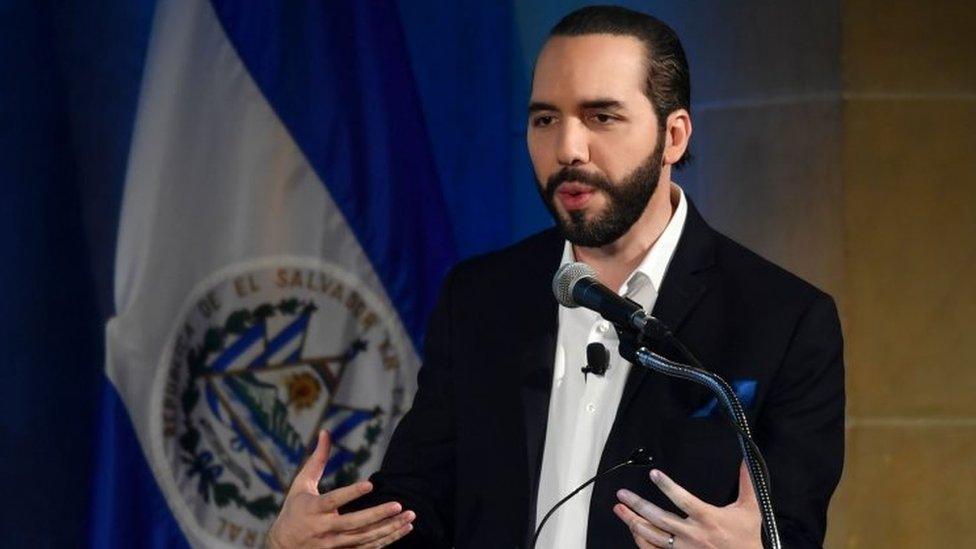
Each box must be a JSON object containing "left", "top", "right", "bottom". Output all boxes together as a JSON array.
[{"left": 177, "top": 297, "right": 386, "bottom": 520}]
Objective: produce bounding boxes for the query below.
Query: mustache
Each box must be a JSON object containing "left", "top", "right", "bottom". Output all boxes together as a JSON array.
[{"left": 544, "top": 167, "right": 613, "bottom": 201}]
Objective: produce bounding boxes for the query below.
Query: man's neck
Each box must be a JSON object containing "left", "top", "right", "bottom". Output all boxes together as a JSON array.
[{"left": 573, "top": 181, "right": 677, "bottom": 292}]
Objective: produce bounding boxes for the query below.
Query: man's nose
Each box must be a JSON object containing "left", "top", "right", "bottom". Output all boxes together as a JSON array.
[{"left": 556, "top": 119, "right": 589, "bottom": 166}]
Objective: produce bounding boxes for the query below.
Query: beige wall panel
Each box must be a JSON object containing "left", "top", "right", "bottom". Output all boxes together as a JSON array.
[
  {"left": 681, "top": 101, "right": 845, "bottom": 299},
  {"left": 843, "top": 98, "right": 976, "bottom": 417},
  {"left": 844, "top": 0, "right": 976, "bottom": 94},
  {"left": 826, "top": 424, "right": 976, "bottom": 547}
]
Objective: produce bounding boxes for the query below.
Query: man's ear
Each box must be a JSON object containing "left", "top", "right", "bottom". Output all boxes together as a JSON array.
[{"left": 663, "top": 109, "right": 692, "bottom": 166}]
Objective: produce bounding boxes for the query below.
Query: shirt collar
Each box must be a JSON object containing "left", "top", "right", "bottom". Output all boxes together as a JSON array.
[{"left": 558, "top": 183, "right": 688, "bottom": 306}]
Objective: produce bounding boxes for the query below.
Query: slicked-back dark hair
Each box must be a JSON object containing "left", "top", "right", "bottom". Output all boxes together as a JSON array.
[{"left": 550, "top": 5, "right": 692, "bottom": 168}]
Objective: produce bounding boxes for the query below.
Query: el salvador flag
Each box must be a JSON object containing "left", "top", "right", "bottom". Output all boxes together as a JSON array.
[{"left": 92, "top": 1, "right": 456, "bottom": 547}]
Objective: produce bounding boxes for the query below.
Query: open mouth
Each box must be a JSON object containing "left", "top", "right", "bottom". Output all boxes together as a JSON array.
[{"left": 555, "top": 182, "right": 596, "bottom": 210}]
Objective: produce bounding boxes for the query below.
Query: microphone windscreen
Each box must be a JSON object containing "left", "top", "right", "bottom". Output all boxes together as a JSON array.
[
  {"left": 586, "top": 342, "right": 610, "bottom": 374},
  {"left": 552, "top": 262, "right": 596, "bottom": 308}
]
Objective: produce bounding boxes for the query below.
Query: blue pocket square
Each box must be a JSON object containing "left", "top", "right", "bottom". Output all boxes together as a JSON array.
[{"left": 691, "top": 379, "right": 757, "bottom": 418}]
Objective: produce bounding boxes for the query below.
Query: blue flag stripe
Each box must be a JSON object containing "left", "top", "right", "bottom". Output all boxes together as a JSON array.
[
  {"left": 249, "top": 313, "right": 308, "bottom": 367},
  {"left": 91, "top": 381, "right": 192, "bottom": 549},
  {"left": 329, "top": 409, "right": 374, "bottom": 441},
  {"left": 323, "top": 447, "right": 354, "bottom": 478},
  {"left": 210, "top": 322, "right": 265, "bottom": 372}
]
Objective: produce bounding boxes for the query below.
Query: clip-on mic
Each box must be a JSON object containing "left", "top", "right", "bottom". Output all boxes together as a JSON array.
[{"left": 581, "top": 342, "right": 610, "bottom": 379}]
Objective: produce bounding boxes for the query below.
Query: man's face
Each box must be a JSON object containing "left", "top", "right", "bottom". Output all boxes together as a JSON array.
[{"left": 528, "top": 34, "right": 663, "bottom": 247}]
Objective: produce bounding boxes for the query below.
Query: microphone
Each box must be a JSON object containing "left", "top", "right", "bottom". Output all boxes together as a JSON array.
[
  {"left": 552, "top": 262, "right": 669, "bottom": 341},
  {"left": 581, "top": 342, "right": 610, "bottom": 379}
]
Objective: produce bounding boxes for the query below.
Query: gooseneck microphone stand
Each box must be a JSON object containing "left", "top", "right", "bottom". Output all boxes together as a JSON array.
[{"left": 619, "top": 322, "right": 782, "bottom": 549}]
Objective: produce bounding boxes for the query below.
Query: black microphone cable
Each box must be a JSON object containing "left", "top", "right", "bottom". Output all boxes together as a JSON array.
[{"left": 530, "top": 447, "right": 653, "bottom": 549}]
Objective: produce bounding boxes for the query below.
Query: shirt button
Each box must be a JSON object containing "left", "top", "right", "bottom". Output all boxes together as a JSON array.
[
  {"left": 596, "top": 321, "right": 609, "bottom": 334},
  {"left": 586, "top": 403, "right": 596, "bottom": 413}
]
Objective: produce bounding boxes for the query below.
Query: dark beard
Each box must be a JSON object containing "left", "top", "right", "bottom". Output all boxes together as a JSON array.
[{"left": 539, "top": 141, "right": 663, "bottom": 248}]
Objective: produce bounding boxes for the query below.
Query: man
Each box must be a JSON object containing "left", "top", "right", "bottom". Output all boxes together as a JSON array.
[{"left": 269, "top": 6, "right": 844, "bottom": 548}]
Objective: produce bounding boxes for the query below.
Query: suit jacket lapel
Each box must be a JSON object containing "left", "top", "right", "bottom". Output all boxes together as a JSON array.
[{"left": 617, "top": 198, "right": 718, "bottom": 414}]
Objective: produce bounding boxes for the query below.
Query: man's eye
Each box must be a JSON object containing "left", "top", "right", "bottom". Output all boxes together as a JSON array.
[
  {"left": 592, "top": 113, "right": 615, "bottom": 124},
  {"left": 532, "top": 115, "right": 555, "bottom": 127}
]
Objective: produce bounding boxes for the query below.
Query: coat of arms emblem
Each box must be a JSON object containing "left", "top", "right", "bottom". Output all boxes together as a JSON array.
[{"left": 153, "top": 258, "right": 414, "bottom": 547}]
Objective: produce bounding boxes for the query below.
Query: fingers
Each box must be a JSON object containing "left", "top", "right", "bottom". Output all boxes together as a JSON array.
[
  {"left": 331, "top": 501, "right": 403, "bottom": 531},
  {"left": 291, "top": 430, "right": 331, "bottom": 495},
  {"left": 649, "top": 469, "right": 706, "bottom": 516},
  {"left": 317, "top": 481, "right": 374, "bottom": 513},
  {"left": 613, "top": 503, "right": 671, "bottom": 548},
  {"left": 358, "top": 520, "right": 414, "bottom": 548},
  {"left": 332, "top": 509, "right": 415, "bottom": 547},
  {"left": 634, "top": 535, "right": 658, "bottom": 549},
  {"left": 617, "top": 489, "right": 686, "bottom": 537},
  {"left": 736, "top": 460, "right": 757, "bottom": 508}
]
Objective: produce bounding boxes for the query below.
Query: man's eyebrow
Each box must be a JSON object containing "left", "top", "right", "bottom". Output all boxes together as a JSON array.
[
  {"left": 579, "top": 99, "right": 625, "bottom": 110},
  {"left": 527, "top": 99, "right": 627, "bottom": 113},
  {"left": 528, "top": 101, "right": 558, "bottom": 113}
]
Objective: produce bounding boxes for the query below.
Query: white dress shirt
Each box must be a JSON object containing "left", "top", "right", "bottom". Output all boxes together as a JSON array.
[{"left": 534, "top": 184, "right": 688, "bottom": 548}]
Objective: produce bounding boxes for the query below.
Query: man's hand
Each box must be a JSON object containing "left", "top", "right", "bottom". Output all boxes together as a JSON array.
[
  {"left": 613, "top": 461, "right": 761, "bottom": 549},
  {"left": 267, "top": 430, "right": 415, "bottom": 548}
]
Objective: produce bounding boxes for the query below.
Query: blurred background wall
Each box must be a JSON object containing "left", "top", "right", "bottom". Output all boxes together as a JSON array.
[
  {"left": 1, "top": 0, "right": 972, "bottom": 546},
  {"left": 830, "top": 1, "right": 976, "bottom": 545}
]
